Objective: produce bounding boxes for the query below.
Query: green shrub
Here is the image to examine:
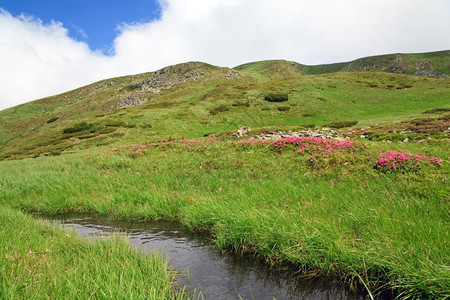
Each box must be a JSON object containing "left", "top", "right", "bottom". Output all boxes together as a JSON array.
[
  {"left": 277, "top": 106, "right": 290, "bottom": 112},
  {"left": 303, "top": 123, "right": 316, "bottom": 128},
  {"left": 410, "top": 118, "right": 434, "bottom": 126},
  {"left": 125, "top": 84, "right": 141, "bottom": 91},
  {"left": 232, "top": 101, "right": 250, "bottom": 107},
  {"left": 210, "top": 105, "right": 230, "bottom": 115},
  {"left": 264, "top": 93, "right": 289, "bottom": 102},
  {"left": 141, "top": 123, "right": 153, "bottom": 129},
  {"left": 46, "top": 117, "right": 58, "bottom": 124},
  {"left": 323, "top": 120, "right": 358, "bottom": 128},
  {"left": 78, "top": 134, "right": 97, "bottom": 140},
  {"left": 50, "top": 150, "right": 61, "bottom": 156},
  {"left": 63, "top": 122, "right": 92, "bottom": 134},
  {"left": 422, "top": 107, "right": 450, "bottom": 114}
]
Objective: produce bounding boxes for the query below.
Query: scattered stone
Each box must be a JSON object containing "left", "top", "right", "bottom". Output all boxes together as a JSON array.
[
  {"left": 403, "top": 138, "right": 409, "bottom": 143},
  {"left": 251, "top": 129, "right": 343, "bottom": 140},
  {"left": 232, "top": 126, "right": 252, "bottom": 138}
]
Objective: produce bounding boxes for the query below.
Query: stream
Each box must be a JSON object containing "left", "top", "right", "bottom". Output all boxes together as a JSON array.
[{"left": 42, "top": 213, "right": 367, "bottom": 300}]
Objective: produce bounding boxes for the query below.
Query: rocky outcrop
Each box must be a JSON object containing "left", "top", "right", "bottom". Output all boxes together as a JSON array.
[
  {"left": 138, "top": 62, "right": 242, "bottom": 92},
  {"left": 251, "top": 129, "right": 343, "bottom": 140},
  {"left": 115, "top": 95, "right": 146, "bottom": 109},
  {"left": 346, "top": 53, "right": 449, "bottom": 78},
  {"left": 113, "top": 62, "right": 242, "bottom": 110},
  {"left": 346, "top": 54, "right": 409, "bottom": 74},
  {"left": 232, "top": 126, "right": 252, "bottom": 138},
  {"left": 413, "top": 60, "right": 448, "bottom": 78}
]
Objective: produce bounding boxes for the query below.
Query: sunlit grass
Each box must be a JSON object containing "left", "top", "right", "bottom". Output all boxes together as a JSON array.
[
  {"left": 0, "top": 206, "right": 191, "bottom": 299},
  {"left": 0, "top": 136, "right": 448, "bottom": 298}
]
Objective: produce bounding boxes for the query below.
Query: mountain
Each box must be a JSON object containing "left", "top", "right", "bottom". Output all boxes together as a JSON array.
[
  {"left": 0, "top": 50, "right": 448, "bottom": 160},
  {"left": 235, "top": 50, "right": 449, "bottom": 78}
]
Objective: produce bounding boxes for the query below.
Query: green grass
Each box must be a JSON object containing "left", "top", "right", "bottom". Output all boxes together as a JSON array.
[
  {"left": 0, "top": 136, "right": 448, "bottom": 298},
  {"left": 0, "top": 205, "right": 189, "bottom": 299},
  {"left": 0, "top": 51, "right": 449, "bottom": 298}
]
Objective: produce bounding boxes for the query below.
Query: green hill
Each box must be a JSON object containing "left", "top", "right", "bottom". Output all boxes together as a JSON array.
[
  {"left": 0, "top": 50, "right": 449, "bottom": 160},
  {"left": 236, "top": 50, "right": 450, "bottom": 78}
]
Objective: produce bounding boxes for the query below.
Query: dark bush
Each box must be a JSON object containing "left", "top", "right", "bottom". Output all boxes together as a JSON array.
[
  {"left": 78, "top": 134, "right": 97, "bottom": 140},
  {"left": 141, "top": 123, "right": 153, "bottom": 129},
  {"left": 125, "top": 84, "right": 141, "bottom": 91},
  {"left": 323, "top": 120, "right": 358, "bottom": 128},
  {"left": 210, "top": 105, "right": 230, "bottom": 115},
  {"left": 46, "top": 117, "right": 58, "bottom": 123},
  {"left": 304, "top": 123, "right": 316, "bottom": 128},
  {"left": 410, "top": 118, "right": 434, "bottom": 126},
  {"left": 97, "top": 127, "right": 116, "bottom": 134},
  {"left": 63, "top": 122, "right": 92, "bottom": 134},
  {"left": 277, "top": 106, "right": 290, "bottom": 112},
  {"left": 422, "top": 107, "right": 450, "bottom": 114},
  {"left": 264, "top": 93, "right": 289, "bottom": 102},
  {"left": 232, "top": 101, "right": 250, "bottom": 107}
]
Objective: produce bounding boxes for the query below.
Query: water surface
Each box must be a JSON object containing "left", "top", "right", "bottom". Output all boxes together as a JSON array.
[{"left": 43, "top": 213, "right": 366, "bottom": 300}]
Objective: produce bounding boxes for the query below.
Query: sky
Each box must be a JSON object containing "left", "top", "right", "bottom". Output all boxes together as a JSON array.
[{"left": 0, "top": 0, "right": 449, "bottom": 111}]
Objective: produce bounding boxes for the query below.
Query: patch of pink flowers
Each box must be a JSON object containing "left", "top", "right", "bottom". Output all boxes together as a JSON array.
[
  {"left": 110, "top": 136, "right": 442, "bottom": 172},
  {"left": 239, "top": 137, "right": 442, "bottom": 172},
  {"left": 372, "top": 151, "right": 441, "bottom": 171}
]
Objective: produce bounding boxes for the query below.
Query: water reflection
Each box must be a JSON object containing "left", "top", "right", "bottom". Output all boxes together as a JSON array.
[{"left": 41, "top": 213, "right": 366, "bottom": 300}]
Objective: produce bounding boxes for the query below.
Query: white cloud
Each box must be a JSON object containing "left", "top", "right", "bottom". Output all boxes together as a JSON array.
[{"left": 1, "top": 0, "right": 449, "bottom": 111}]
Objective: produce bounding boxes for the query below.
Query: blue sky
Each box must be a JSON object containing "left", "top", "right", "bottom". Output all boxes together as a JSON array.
[
  {"left": 0, "top": 0, "right": 449, "bottom": 110},
  {"left": 0, "top": 0, "right": 161, "bottom": 53}
]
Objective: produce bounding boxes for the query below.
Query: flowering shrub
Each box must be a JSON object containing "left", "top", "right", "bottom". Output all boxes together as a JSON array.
[
  {"left": 372, "top": 151, "right": 441, "bottom": 172},
  {"left": 110, "top": 136, "right": 442, "bottom": 173},
  {"left": 238, "top": 136, "right": 442, "bottom": 173}
]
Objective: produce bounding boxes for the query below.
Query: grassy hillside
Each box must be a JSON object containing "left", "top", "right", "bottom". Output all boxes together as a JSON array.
[
  {"left": 0, "top": 51, "right": 449, "bottom": 160},
  {"left": 235, "top": 50, "right": 450, "bottom": 78}
]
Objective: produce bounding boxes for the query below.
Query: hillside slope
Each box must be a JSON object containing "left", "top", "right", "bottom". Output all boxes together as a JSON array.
[
  {"left": 0, "top": 51, "right": 449, "bottom": 160},
  {"left": 236, "top": 50, "right": 450, "bottom": 78}
]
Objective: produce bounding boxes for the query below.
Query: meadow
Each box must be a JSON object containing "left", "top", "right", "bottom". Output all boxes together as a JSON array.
[
  {"left": 0, "top": 130, "right": 448, "bottom": 298},
  {"left": 0, "top": 52, "right": 449, "bottom": 298}
]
